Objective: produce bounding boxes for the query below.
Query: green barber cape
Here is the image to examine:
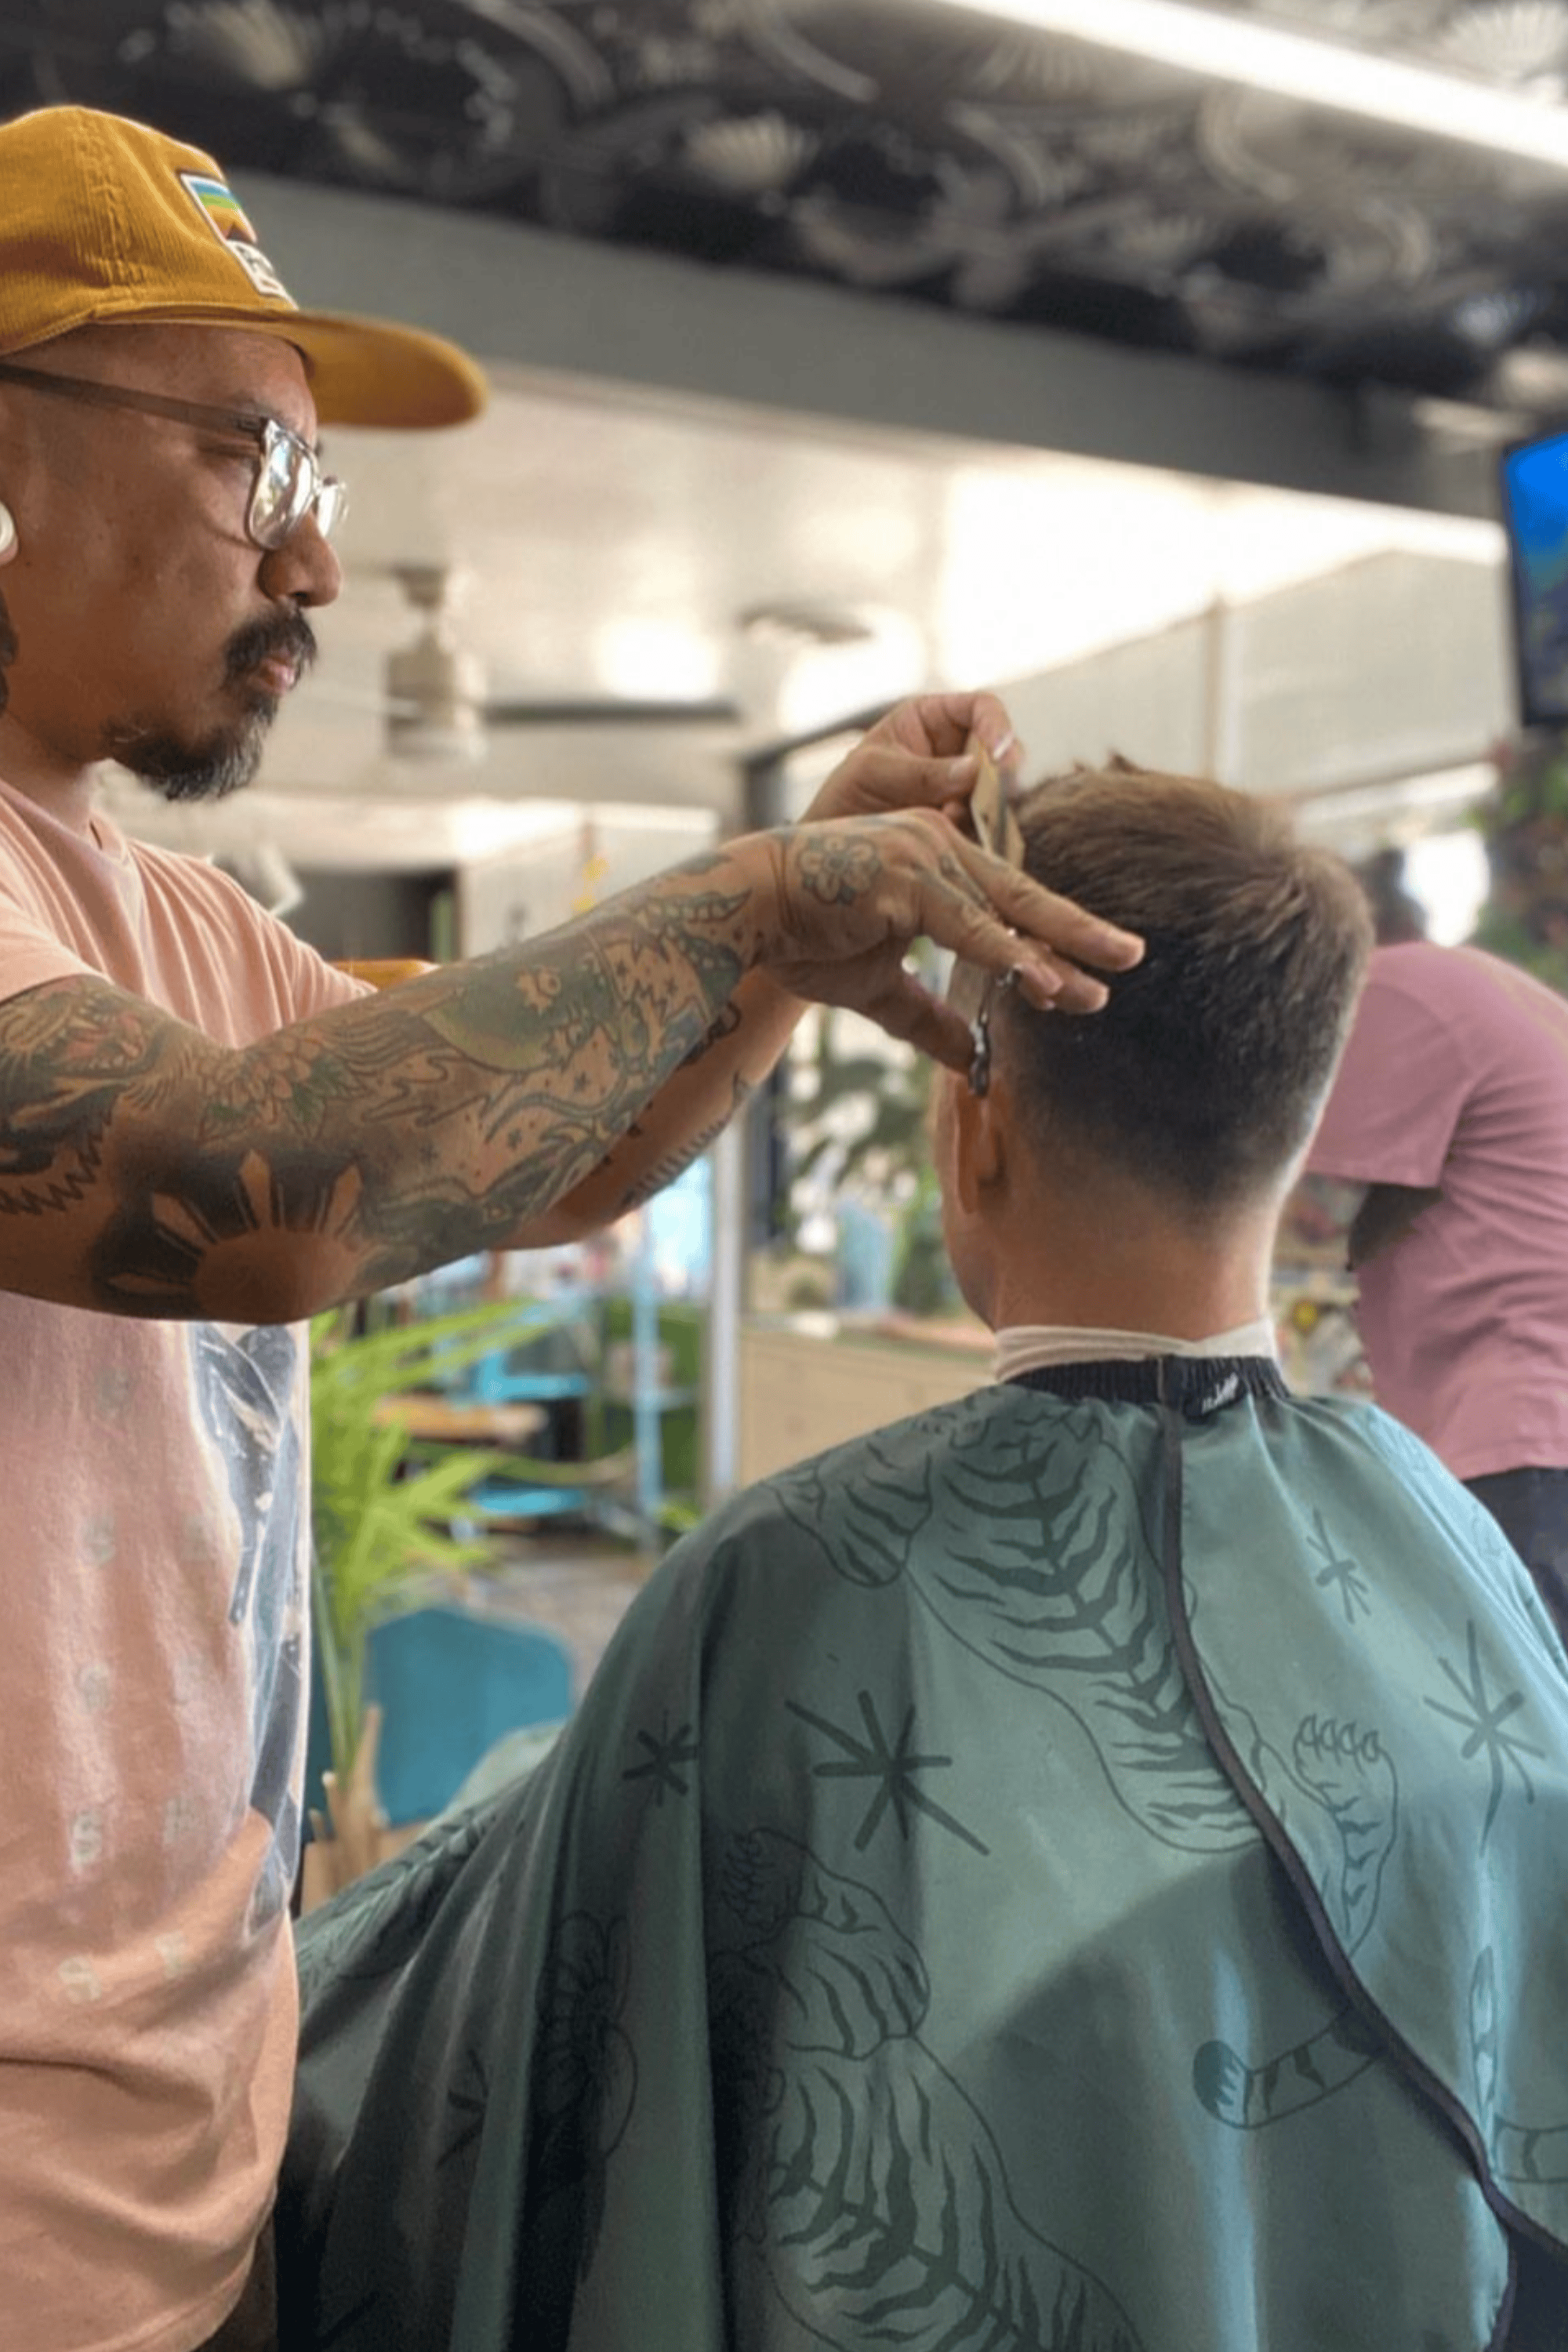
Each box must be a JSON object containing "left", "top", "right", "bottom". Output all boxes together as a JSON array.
[{"left": 279, "top": 1361, "right": 1568, "bottom": 2351}]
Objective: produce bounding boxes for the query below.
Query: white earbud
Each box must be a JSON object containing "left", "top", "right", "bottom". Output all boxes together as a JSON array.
[{"left": 0, "top": 504, "right": 16, "bottom": 558}]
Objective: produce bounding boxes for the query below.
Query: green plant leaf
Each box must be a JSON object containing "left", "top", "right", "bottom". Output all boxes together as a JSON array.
[{"left": 309, "top": 1294, "right": 591, "bottom": 1791}]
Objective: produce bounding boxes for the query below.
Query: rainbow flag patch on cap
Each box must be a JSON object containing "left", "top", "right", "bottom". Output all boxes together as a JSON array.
[{"left": 178, "top": 170, "right": 292, "bottom": 304}]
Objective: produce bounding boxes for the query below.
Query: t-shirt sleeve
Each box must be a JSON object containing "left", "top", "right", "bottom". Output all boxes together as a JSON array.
[
  {"left": 0, "top": 827, "right": 375, "bottom": 1028},
  {"left": 0, "top": 866, "right": 103, "bottom": 1005},
  {"left": 257, "top": 913, "right": 376, "bottom": 1021},
  {"left": 186, "top": 866, "right": 376, "bottom": 1023},
  {"left": 1306, "top": 970, "right": 1470, "bottom": 1189}
]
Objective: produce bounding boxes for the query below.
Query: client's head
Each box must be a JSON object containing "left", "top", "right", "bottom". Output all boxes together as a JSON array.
[{"left": 934, "top": 760, "right": 1373, "bottom": 1332}]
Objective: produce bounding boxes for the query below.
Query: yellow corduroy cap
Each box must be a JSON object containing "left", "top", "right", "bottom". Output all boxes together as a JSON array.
[{"left": 0, "top": 104, "right": 488, "bottom": 427}]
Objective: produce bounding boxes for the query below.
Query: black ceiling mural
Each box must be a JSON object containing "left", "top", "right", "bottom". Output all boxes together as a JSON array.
[{"left": 11, "top": 0, "right": 1568, "bottom": 413}]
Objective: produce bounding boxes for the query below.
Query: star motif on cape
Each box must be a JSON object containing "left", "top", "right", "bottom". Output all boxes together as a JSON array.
[
  {"left": 1424, "top": 1620, "right": 1544, "bottom": 1843},
  {"left": 1308, "top": 1507, "right": 1372, "bottom": 1625},
  {"left": 622, "top": 1715, "right": 699, "bottom": 1805},
  {"left": 788, "top": 1689, "right": 989, "bottom": 1856}
]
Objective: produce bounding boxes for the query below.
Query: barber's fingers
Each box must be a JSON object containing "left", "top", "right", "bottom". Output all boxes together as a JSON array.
[
  {"left": 853, "top": 964, "right": 978, "bottom": 1071},
  {"left": 904, "top": 815, "right": 1143, "bottom": 1006},
  {"left": 804, "top": 742, "right": 981, "bottom": 824},
  {"left": 870, "top": 689, "right": 1019, "bottom": 767},
  {"left": 805, "top": 693, "right": 1025, "bottom": 823},
  {"left": 746, "top": 810, "right": 1140, "bottom": 1058}
]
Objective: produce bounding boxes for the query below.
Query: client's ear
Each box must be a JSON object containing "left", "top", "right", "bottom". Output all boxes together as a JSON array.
[{"left": 953, "top": 1068, "right": 1009, "bottom": 1213}]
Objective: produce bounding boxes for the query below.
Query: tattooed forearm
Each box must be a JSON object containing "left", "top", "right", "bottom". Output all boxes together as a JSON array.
[
  {"left": 0, "top": 847, "right": 766, "bottom": 1321},
  {"left": 0, "top": 803, "right": 1040, "bottom": 1322},
  {"left": 615, "top": 1076, "right": 753, "bottom": 1214},
  {"left": 678, "top": 998, "right": 743, "bottom": 1070}
]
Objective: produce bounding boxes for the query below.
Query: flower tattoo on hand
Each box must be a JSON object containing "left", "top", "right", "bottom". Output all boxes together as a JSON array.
[{"left": 795, "top": 835, "right": 880, "bottom": 906}]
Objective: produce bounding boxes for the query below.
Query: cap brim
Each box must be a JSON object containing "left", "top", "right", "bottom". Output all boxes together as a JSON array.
[{"left": 93, "top": 301, "right": 488, "bottom": 427}]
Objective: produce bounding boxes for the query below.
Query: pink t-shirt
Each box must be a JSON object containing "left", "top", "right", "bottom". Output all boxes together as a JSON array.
[
  {"left": 0, "top": 781, "right": 364, "bottom": 2352},
  {"left": 1307, "top": 940, "right": 1568, "bottom": 1481}
]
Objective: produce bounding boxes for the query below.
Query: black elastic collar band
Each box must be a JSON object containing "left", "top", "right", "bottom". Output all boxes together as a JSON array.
[{"left": 1007, "top": 1356, "right": 1288, "bottom": 1417}]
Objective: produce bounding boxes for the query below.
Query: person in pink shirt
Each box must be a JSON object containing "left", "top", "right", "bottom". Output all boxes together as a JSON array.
[
  {"left": 0, "top": 103, "right": 1142, "bottom": 2352},
  {"left": 1306, "top": 934, "right": 1568, "bottom": 1642}
]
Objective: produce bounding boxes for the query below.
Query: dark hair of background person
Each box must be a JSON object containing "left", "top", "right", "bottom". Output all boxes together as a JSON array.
[
  {"left": 997, "top": 762, "right": 1374, "bottom": 1210},
  {"left": 1356, "top": 845, "right": 1428, "bottom": 946}
]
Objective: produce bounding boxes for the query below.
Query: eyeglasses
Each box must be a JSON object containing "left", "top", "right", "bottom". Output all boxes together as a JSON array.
[{"left": 0, "top": 358, "right": 348, "bottom": 550}]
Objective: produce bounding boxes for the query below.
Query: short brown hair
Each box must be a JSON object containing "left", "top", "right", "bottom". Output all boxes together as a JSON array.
[{"left": 998, "top": 763, "right": 1372, "bottom": 1207}]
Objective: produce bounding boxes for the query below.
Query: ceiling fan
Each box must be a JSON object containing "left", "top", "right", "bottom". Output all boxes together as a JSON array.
[{"left": 345, "top": 564, "right": 742, "bottom": 763}]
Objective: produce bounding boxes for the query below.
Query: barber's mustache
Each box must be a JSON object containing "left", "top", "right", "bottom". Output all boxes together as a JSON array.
[{"left": 223, "top": 613, "right": 318, "bottom": 685}]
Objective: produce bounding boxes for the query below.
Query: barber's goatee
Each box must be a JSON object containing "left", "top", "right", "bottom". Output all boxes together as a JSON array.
[{"left": 124, "top": 615, "right": 318, "bottom": 803}]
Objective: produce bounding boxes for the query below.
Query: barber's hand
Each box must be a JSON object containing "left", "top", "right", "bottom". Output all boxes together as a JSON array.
[
  {"left": 734, "top": 809, "right": 1142, "bottom": 1073},
  {"left": 800, "top": 688, "right": 1019, "bottom": 829},
  {"left": 792, "top": 687, "right": 1138, "bottom": 1026}
]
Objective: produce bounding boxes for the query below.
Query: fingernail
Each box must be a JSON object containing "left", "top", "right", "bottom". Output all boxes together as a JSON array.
[
  {"left": 992, "top": 729, "right": 1016, "bottom": 763},
  {"left": 949, "top": 753, "right": 978, "bottom": 784}
]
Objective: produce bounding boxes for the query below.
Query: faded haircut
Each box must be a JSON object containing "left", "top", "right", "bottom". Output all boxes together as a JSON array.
[{"left": 998, "top": 760, "right": 1373, "bottom": 1209}]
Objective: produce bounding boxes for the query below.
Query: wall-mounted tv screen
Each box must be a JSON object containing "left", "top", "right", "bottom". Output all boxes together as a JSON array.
[{"left": 1501, "top": 426, "right": 1568, "bottom": 728}]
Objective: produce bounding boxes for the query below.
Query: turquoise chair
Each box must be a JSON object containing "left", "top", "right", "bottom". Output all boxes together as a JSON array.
[{"left": 304, "top": 1605, "right": 574, "bottom": 1832}]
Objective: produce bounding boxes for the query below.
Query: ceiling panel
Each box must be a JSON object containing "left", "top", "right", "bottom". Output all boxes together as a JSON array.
[{"left": 13, "top": 0, "right": 1568, "bottom": 414}]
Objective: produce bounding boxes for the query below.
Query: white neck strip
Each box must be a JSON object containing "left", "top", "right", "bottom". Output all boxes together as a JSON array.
[{"left": 993, "top": 1316, "right": 1279, "bottom": 1384}]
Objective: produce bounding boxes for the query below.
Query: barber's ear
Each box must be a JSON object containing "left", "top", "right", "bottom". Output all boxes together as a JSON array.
[{"left": 952, "top": 1069, "right": 1008, "bottom": 1212}]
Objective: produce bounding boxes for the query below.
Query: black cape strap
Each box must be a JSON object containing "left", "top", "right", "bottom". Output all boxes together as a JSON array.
[
  {"left": 1127, "top": 1352, "right": 1534, "bottom": 2342},
  {"left": 1007, "top": 1355, "right": 1287, "bottom": 1415},
  {"left": 1011, "top": 1345, "right": 1537, "bottom": 2329}
]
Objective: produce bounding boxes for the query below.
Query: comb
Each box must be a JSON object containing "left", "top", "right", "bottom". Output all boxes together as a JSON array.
[{"left": 966, "top": 734, "right": 1025, "bottom": 868}]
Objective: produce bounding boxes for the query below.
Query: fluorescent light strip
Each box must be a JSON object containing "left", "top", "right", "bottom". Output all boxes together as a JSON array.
[{"left": 922, "top": 0, "right": 1568, "bottom": 171}]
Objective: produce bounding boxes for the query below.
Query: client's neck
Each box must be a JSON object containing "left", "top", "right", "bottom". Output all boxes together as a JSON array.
[{"left": 981, "top": 1173, "right": 1278, "bottom": 1342}]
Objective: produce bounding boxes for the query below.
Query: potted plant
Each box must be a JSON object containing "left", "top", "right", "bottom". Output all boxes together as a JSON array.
[{"left": 306, "top": 1296, "right": 581, "bottom": 1894}]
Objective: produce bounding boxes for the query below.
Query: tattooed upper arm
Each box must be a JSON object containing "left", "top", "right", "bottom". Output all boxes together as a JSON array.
[{"left": 0, "top": 975, "right": 236, "bottom": 1313}]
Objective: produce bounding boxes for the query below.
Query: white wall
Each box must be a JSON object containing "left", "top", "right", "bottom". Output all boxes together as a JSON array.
[
  {"left": 999, "top": 547, "right": 1512, "bottom": 801},
  {"left": 459, "top": 808, "right": 720, "bottom": 953}
]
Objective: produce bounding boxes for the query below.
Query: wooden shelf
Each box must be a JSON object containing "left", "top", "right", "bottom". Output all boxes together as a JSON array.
[{"left": 372, "top": 1392, "right": 546, "bottom": 1445}]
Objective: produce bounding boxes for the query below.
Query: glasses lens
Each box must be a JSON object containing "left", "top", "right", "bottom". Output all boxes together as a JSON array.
[
  {"left": 248, "top": 424, "right": 307, "bottom": 550},
  {"left": 248, "top": 424, "right": 347, "bottom": 549},
  {"left": 314, "top": 477, "right": 348, "bottom": 543}
]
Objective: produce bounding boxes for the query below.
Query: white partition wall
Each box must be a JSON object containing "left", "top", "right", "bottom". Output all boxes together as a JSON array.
[
  {"left": 1231, "top": 552, "right": 1512, "bottom": 799},
  {"left": 1000, "top": 537, "right": 1512, "bottom": 808}
]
